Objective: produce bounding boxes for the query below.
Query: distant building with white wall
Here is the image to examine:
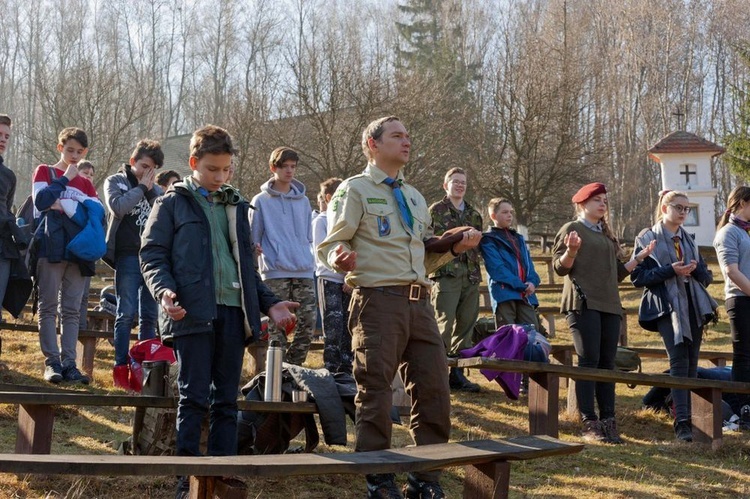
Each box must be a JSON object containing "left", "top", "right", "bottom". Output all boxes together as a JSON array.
[{"left": 647, "top": 130, "right": 725, "bottom": 246}]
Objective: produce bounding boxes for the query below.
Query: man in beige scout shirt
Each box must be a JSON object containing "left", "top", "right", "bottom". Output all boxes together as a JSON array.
[{"left": 318, "top": 116, "right": 481, "bottom": 499}]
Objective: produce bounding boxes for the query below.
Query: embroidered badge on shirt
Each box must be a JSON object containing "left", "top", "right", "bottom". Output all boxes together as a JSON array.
[
  {"left": 331, "top": 188, "right": 346, "bottom": 212},
  {"left": 377, "top": 216, "right": 391, "bottom": 236},
  {"left": 367, "top": 198, "right": 388, "bottom": 205}
]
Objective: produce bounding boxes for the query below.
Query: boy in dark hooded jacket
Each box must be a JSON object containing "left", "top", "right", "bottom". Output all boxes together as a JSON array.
[{"left": 139, "top": 125, "right": 298, "bottom": 498}]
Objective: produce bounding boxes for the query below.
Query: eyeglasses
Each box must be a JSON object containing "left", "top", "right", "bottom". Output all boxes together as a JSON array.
[
  {"left": 449, "top": 180, "right": 467, "bottom": 186},
  {"left": 668, "top": 204, "right": 691, "bottom": 214}
]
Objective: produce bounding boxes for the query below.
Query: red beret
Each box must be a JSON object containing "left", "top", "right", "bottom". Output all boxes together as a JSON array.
[{"left": 571, "top": 182, "right": 607, "bottom": 203}]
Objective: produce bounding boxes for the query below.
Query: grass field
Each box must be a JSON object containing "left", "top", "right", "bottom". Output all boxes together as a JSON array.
[{"left": 0, "top": 267, "right": 749, "bottom": 498}]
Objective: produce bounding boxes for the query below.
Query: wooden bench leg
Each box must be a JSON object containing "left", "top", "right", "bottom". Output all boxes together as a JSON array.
[
  {"left": 77, "top": 336, "right": 97, "bottom": 379},
  {"left": 567, "top": 380, "right": 579, "bottom": 417},
  {"left": 709, "top": 357, "right": 727, "bottom": 368},
  {"left": 541, "top": 313, "right": 555, "bottom": 339},
  {"left": 246, "top": 344, "right": 267, "bottom": 378},
  {"left": 16, "top": 404, "right": 54, "bottom": 454},
  {"left": 189, "top": 476, "right": 246, "bottom": 499},
  {"left": 550, "top": 349, "right": 572, "bottom": 388},
  {"left": 464, "top": 461, "right": 511, "bottom": 499},
  {"left": 189, "top": 476, "right": 213, "bottom": 499},
  {"left": 528, "top": 372, "right": 559, "bottom": 437},
  {"left": 691, "top": 387, "right": 722, "bottom": 449},
  {"left": 545, "top": 262, "right": 554, "bottom": 286}
]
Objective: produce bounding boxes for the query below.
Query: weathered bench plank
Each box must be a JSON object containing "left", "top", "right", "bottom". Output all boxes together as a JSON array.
[
  {"left": 0, "top": 436, "right": 583, "bottom": 499},
  {"left": 0, "top": 436, "right": 582, "bottom": 476}
]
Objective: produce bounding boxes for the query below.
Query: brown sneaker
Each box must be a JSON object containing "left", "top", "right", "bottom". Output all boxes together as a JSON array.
[
  {"left": 581, "top": 419, "right": 606, "bottom": 442},
  {"left": 601, "top": 417, "right": 623, "bottom": 444}
]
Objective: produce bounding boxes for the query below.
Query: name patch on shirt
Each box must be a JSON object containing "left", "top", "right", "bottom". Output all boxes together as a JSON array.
[
  {"left": 367, "top": 198, "right": 388, "bottom": 205},
  {"left": 377, "top": 216, "right": 391, "bottom": 236}
]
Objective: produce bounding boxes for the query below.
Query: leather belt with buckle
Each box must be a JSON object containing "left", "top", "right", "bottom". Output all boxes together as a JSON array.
[{"left": 360, "top": 284, "right": 430, "bottom": 301}]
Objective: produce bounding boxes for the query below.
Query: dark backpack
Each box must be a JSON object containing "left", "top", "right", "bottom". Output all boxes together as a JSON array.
[
  {"left": 237, "top": 371, "right": 319, "bottom": 455},
  {"left": 615, "top": 346, "right": 642, "bottom": 389},
  {"left": 16, "top": 166, "right": 57, "bottom": 232},
  {"left": 615, "top": 346, "right": 642, "bottom": 373}
]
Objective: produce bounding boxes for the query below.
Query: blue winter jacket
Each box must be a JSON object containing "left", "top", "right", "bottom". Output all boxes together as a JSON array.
[
  {"left": 480, "top": 227, "right": 540, "bottom": 311},
  {"left": 33, "top": 175, "right": 104, "bottom": 275}
]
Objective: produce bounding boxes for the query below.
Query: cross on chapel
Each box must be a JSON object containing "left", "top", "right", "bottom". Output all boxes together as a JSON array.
[{"left": 680, "top": 164, "right": 696, "bottom": 185}]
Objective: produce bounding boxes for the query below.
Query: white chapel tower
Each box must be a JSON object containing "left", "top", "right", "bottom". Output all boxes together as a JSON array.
[{"left": 647, "top": 130, "right": 725, "bottom": 246}]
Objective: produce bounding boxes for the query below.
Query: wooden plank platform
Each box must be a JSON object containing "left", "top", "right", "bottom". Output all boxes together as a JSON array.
[
  {"left": 0, "top": 435, "right": 583, "bottom": 499},
  {"left": 0, "top": 436, "right": 582, "bottom": 477}
]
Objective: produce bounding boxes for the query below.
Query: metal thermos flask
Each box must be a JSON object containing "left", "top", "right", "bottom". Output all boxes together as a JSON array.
[{"left": 264, "top": 340, "right": 283, "bottom": 402}]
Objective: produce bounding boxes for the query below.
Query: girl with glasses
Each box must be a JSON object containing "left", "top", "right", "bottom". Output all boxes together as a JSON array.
[{"left": 631, "top": 190, "right": 717, "bottom": 442}]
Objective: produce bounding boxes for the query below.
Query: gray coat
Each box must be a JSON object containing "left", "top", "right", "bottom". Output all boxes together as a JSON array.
[{"left": 103, "top": 166, "right": 161, "bottom": 268}]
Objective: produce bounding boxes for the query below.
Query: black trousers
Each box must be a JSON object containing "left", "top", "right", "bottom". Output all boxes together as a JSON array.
[
  {"left": 567, "top": 307, "right": 620, "bottom": 421},
  {"left": 726, "top": 296, "right": 750, "bottom": 409}
]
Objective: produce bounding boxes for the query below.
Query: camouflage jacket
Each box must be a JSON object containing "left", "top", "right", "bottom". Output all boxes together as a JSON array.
[{"left": 428, "top": 196, "right": 483, "bottom": 282}]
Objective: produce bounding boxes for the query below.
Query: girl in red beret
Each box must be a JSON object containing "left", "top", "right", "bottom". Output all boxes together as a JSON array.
[
  {"left": 632, "top": 190, "right": 717, "bottom": 442},
  {"left": 552, "top": 183, "right": 654, "bottom": 443}
]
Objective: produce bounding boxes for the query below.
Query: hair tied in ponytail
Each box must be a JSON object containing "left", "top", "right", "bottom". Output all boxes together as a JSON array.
[{"left": 658, "top": 189, "right": 672, "bottom": 197}]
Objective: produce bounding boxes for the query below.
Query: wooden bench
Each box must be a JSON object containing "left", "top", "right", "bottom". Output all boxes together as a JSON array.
[
  {"left": 549, "top": 344, "right": 734, "bottom": 368},
  {"left": 549, "top": 344, "right": 736, "bottom": 407},
  {"left": 530, "top": 255, "right": 555, "bottom": 284},
  {"left": 0, "top": 388, "right": 317, "bottom": 455},
  {"left": 0, "top": 435, "right": 583, "bottom": 499},
  {"left": 458, "top": 357, "right": 750, "bottom": 450},
  {"left": 0, "top": 320, "right": 135, "bottom": 380},
  {"left": 627, "top": 346, "right": 733, "bottom": 367}
]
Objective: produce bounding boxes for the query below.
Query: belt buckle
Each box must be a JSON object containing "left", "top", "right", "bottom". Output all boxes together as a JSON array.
[{"left": 408, "top": 284, "right": 421, "bottom": 301}]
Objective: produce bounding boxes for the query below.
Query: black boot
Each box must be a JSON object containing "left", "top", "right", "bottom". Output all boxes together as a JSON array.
[
  {"left": 174, "top": 476, "right": 190, "bottom": 499},
  {"left": 448, "top": 367, "right": 463, "bottom": 390},
  {"left": 403, "top": 473, "right": 445, "bottom": 499},
  {"left": 366, "top": 473, "right": 403, "bottom": 498},
  {"left": 449, "top": 367, "right": 480, "bottom": 393}
]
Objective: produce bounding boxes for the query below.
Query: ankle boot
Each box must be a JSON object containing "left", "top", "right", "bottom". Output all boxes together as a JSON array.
[
  {"left": 448, "top": 367, "right": 463, "bottom": 390},
  {"left": 458, "top": 368, "right": 481, "bottom": 392},
  {"left": 113, "top": 365, "right": 130, "bottom": 390},
  {"left": 451, "top": 367, "right": 480, "bottom": 393}
]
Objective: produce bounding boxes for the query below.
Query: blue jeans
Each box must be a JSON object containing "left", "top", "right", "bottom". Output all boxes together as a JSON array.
[
  {"left": 173, "top": 305, "right": 246, "bottom": 456},
  {"left": 113, "top": 255, "right": 157, "bottom": 366}
]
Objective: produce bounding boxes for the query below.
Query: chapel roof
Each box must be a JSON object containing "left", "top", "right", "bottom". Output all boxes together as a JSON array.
[{"left": 648, "top": 130, "right": 725, "bottom": 162}]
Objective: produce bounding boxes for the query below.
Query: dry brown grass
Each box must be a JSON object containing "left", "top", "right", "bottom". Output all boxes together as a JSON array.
[{"left": 1, "top": 270, "right": 749, "bottom": 498}]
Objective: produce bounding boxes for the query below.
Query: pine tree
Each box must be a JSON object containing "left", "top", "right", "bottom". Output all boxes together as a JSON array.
[
  {"left": 724, "top": 43, "right": 750, "bottom": 180},
  {"left": 395, "top": 0, "right": 476, "bottom": 83}
]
